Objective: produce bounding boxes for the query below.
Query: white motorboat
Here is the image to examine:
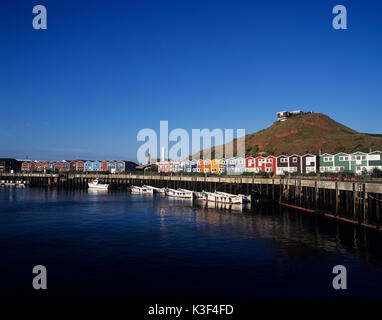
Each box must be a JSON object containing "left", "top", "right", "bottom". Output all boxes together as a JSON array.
[
  {"left": 131, "top": 186, "right": 147, "bottom": 193},
  {"left": 88, "top": 179, "right": 109, "bottom": 190},
  {"left": 178, "top": 188, "right": 203, "bottom": 199},
  {"left": 143, "top": 185, "right": 165, "bottom": 194},
  {"left": 202, "top": 191, "right": 250, "bottom": 204},
  {"left": 165, "top": 188, "right": 193, "bottom": 199},
  {"left": 215, "top": 191, "right": 251, "bottom": 203},
  {"left": 1, "top": 180, "right": 27, "bottom": 187}
]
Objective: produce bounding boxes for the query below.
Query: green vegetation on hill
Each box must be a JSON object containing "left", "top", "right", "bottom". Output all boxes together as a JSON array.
[{"left": 198, "top": 113, "right": 382, "bottom": 158}]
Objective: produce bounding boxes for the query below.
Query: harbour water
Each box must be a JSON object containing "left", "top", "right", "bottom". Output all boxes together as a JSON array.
[{"left": 1, "top": 187, "right": 382, "bottom": 300}]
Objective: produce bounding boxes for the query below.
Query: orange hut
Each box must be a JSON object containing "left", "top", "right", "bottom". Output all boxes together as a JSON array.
[
  {"left": 203, "top": 160, "right": 212, "bottom": 173},
  {"left": 211, "top": 159, "right": 220, "bottom": 174},
  {"left": 197, "top": 159, "right": 204, "bottom": 173}
]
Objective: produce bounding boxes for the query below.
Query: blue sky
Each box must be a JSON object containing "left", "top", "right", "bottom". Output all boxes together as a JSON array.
[{"left": 1, "top": 0, "right": 381, "bottom": 161}]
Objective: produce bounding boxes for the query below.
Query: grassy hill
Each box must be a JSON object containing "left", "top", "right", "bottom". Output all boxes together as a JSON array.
[{"left": 199, "top": 113, "right": 382, "bottom": 158}]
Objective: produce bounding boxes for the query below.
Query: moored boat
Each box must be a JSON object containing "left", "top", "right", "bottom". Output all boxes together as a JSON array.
[
  {"left": 202, "top": 191, "right": 249, "bottom": 204},
  {"left": 88, "top": 179, "right": 109, "bottom": 190},
  {"left": 130, "top": 186, "right": 149, "bottom": 193},
  {"left": 165, "top": 188, "right": 193, "bottom": 198},
  {"left": 1, "top": 180, "right": 27, "bottom": 187},
  {"left": 143, "top": 185, "right": 165, "bottom": 194},
  {"left": 215, "top": 191, "right": 251, "bottom": 203},
  {"left": 178, "top": 188, "right": 203, "bottom": 199}
]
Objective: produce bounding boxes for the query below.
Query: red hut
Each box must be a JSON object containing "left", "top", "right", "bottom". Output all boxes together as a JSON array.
[{"left": 100, "top": 161, "right": 108, "bottom": 172}]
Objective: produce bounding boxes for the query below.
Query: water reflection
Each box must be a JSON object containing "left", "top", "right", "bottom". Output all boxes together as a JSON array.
[
  {"left": 2, "top": 187, "right": 381, "bottom": 268},
  {"left": 1, "top": 187, "right": 382, "bottom": 300},
  {"left": 200, "top": 201, "right": 250, "bottom": 212},
  {"left": 88, "top": 189, "right": 109, "bottom": 195},
  {"left": 157, "top": 198, "right": 382, "bottom": 268}
]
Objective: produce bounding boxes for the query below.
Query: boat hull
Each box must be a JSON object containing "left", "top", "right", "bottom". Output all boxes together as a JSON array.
[
  {"left": 143, "top": 185, "right": 164, "bottom": 193},
  {"left": 203, "top": 192, "right": 244, "bottom": 204},
  {"left": 178, "top": 188, "right": 203, "bottom": 199},
  {"left": 165, "top": 188, "right": 193, "bottom": 198},
  {"left": 88, "top": 183, "right": 109, "bottom": 190},
  {"left": 214, "top": 191, "right": 251, "bottom": 203},
  {"left": 131, "top": 186, "right": 153, "bottom": 194}
]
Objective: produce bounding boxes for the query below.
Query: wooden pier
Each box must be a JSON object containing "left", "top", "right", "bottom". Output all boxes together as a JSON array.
[{"left": 1, "top": 172, "right": 382, "bottom": 229}]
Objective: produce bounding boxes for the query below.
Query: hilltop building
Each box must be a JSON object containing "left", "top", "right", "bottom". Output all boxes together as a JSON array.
[{"left": 277, "top": 110, "right": 311, "bottom": 122}]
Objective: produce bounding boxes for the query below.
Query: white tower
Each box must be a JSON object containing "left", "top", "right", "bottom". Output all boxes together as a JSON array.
[{"left": 161, "top": 148, "right": 165, "bottom": 162}]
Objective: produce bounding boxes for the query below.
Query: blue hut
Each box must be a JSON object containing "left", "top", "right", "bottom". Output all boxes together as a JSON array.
[
  {"left": 84, "top": 161, "right": 93, "bottom": 171},
  {"left": 92, "top": 161, "right": 101, "bottom": 171}
]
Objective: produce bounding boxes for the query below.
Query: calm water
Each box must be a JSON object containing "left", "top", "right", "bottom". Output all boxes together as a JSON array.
[{"left": 1, "top": 186, "right": 382, "bottom": 300}]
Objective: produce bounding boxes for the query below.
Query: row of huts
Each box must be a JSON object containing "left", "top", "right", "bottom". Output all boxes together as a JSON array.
[
  {"left": 3, "top": 151, "right": 382, "bottom": 175},
  {"left": 20, "top": 160, "right": 137, "bottom": 173},
  {"left": 158, "top": 151, "right": 382, "bottom": 175}
]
